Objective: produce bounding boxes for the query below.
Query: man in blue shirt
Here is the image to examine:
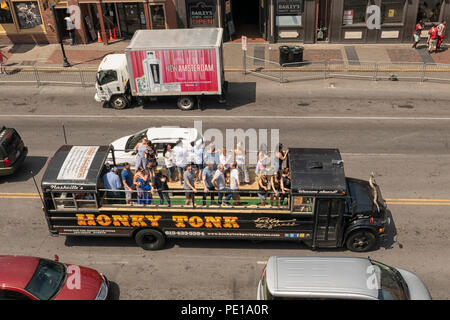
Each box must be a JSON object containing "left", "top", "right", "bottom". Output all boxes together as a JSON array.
[
  {"left": 202, "top": 162, "right": 216, "bottom": 206},
  {"left": 102, "top": 167, "right": 122, "bottom": 204},
  {"left": 121, "top": 163, "right": 134, "bottom": 205}
]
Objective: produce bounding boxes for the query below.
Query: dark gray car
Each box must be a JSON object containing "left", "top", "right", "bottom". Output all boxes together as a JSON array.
[{"left": 257, "top": 256, "right": 431, "bottom": 300}]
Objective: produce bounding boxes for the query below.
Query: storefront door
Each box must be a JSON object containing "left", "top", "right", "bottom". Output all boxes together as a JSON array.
[{"left": 117, "top": 3, "right": 146, "bottom": 38}]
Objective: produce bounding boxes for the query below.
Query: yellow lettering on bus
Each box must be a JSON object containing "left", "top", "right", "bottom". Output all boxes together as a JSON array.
[
  {"left": 222, "top": 216, "right": 240, "bottom": 229},
  {"left": 130, "top": 215, "right": 147, "bottom": 227},
  {"left": 76, "top": 214, "right": 96, "bottom": 226},
  {"left": 172, "top": 216, "right": 188, "bottom": 227},
  {"left": 188, "top": 216, "right": 204, "bottom": 228},
  {"left": 112, "top": 215, "right": 130, "bottom": 227},
  {"left": 96, "top": 214, "right": 112, "bottom": 226},
  {"left": 204, "top": 216, "right": 222, "bottom": 228},
  {"left": 145, "top": 215, "right": 162, "bottom": 227}
]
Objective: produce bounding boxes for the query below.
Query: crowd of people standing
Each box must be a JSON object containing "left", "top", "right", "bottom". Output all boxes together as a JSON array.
[{"left": 412, "top": 20, "right": 446, "bottom": 53}]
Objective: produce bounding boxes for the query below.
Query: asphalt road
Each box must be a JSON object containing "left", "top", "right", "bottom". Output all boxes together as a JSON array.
[{"left": 1, "top": 74, "right": 450, "bottom": 299}]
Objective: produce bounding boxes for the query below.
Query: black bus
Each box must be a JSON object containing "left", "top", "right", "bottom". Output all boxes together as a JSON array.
[{"left": 40, "top": 145, "right": 388, "bottom": 252}]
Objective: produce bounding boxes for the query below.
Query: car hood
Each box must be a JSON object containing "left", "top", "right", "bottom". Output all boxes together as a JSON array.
[
  {"left": 395, "top": 268, "right": 432, "bottom": 300},
  {"left": 111, "top": 135, "right": 131, "bottom": 151},
  {"left": 54, "top": 265, "right": 103, "bottom": 300}
]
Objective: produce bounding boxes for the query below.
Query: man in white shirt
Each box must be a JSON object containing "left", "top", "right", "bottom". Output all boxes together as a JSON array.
[
  {"left": 173, "top": 139, "right": 188, "bottom": 185},
  {"left": 64, "top": 13, "right": 76, "bottom": 45},
  {"left": 229, "top": 161, "right": 241, "bottom": 205}
]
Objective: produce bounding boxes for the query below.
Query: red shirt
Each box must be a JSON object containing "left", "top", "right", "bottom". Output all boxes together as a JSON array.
[
  {"left": 0, "top": 50, "right": 3, "bottom": 63},
  {"left": 414, "top": 23, "right": 422, "bottom": 35},
  {"left": 429, "top": 27, "right": 438, "bottom": 39}
]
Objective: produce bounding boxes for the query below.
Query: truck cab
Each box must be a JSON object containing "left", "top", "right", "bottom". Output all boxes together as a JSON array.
[{"left": 94, "top": 54, "right": 130, "bottom": 109}]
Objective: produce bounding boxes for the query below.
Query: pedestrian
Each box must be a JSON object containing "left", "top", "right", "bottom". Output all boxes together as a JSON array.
[
  {"left": 183, "top": 164, "right": 197, "bottom": 207},
  {"left": 280, "top": 167, "right": 291, "bottom": 206},
  {"left": 220, "top": 147, "right": 233, "bottom": 177},
  {"left": 412, "top": 20, "right": 424, "bottom": 49},
  {"left": 270, "top": 171, "right": 282, "bottom": 207},
  {"left": 202, "top": 162, "right": 216, "bottom": 206},
  {"left": 437, "top": 21, "right": 446, "bottom": 51},
  {"left": 121, "top": 162, "right": 134, "bottom": 205},
  {"left": 203, "top": 143, "right": 219, "bottom": 171},
  {"left": 134, "top": 136, "right": 148, "bottom": 173},
  {"left": 102, "top": 167, "right": 122, "bottom": 204},
  {"left": 64, "top": 12, "right": 76, "bottom": 46},
  {"left": 163, "top": 144, "right": 176, "bottom": 182},
  {"left": 154, "top": 170, "right": 170, "bottom": 206},
  {"left": 134, "top": 166, "right": 152, "bottom": 205},
  {"left": 428, "top": 24, "right": 439, "bottom": 53},
  {"left": 257, "top": 173, "right": 270, "bottom": 206},
  {"left": 275, "top": 143, "right": 289, "bottom": 171},
  {"left": 256, "top": 144, "right": 269, "bottom": 177},
  {"left": 234, "top": 141, "right": 250, "bottom": 184},
  {"left": 0, "top": 48, "right": 6, "bottom": 74},
  {"left": 193, "top": 139, "right": 204, "bottom": 182},
  {"left": 145, "top": 140, "right": 158, "bottom": 175},
  {"left": 212, "top": 164, "right": 232, "bottom": 206},
  {"left": 229, "top": 161, "right": 241, "bottom": 205},
  {"left": 173, "top": 139, "right": 188, "bottom": 185}
]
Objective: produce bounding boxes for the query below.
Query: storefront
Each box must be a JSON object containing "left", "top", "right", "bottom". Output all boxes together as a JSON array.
[
  {"left": 328, "top": 0, "right": 450, "bottom": 43},
  {"left": 0, "top": 0, "right": 177, "bottom": 44}
]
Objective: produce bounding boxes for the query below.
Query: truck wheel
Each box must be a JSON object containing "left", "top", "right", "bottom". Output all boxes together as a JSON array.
[
  {"left": 177, "top": 96, "right": 195, "bottom": 111},
  {"left": 110, "top": 95, "right": 128, "bottom": 110},
  {"left": 135, "top": 229, "right": 166, "bottom": 250},
  {"left": 346, "top": 230, "right": 376, "bottom": 252}
]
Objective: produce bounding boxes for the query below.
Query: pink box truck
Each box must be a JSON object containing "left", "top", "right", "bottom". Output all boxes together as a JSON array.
[{"left": 95, "top": 28, "right": 227, "bottom": 110}]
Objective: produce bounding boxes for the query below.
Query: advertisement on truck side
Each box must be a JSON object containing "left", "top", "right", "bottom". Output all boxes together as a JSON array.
[{"left": 129, "top": 49, "right": 219, "bottom": 94}]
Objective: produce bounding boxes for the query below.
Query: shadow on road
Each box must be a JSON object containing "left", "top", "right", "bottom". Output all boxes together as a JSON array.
[
  {"left": 108, "top": 281, "right": 121, "bottom": 300},
  {"left": 127, "top": 81, "right": 257, "bottom": 111},
  {"left": 0, "top": 156, "right": 47, "bottom": 184}
]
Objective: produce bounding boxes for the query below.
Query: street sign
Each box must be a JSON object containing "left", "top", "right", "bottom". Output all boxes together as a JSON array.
[{"left": 242, "top": 36, "right": 247, "bottom": 51}]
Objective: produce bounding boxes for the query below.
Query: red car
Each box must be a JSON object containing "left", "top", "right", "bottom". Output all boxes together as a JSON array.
[{"left": 0, "top": 255, "right": 109, "bottom": 300}]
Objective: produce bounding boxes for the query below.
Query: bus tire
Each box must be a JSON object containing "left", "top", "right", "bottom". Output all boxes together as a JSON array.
[
  {"left": 177, "top": 96, "right": 195, "bottom": 111},
  {"left": 110, "top": 95, "right": 128, "bottom": 110},
  {"left": 135, "top": 229, "right": 166, "bottom": 250},
  {"left": 346, "top": 230, "right": 376, "bottom": 252}
]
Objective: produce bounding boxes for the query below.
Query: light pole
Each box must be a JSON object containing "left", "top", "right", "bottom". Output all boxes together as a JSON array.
[{"left": 50, "top": 2, "right": 70, "bottom": 67}]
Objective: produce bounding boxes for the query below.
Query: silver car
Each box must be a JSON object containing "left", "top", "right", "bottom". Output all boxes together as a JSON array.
[{"left": 257, "top": 256, "right": 431, "bottom": 300}]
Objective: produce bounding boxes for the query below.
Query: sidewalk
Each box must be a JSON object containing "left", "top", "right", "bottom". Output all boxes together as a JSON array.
[{"left": 1, "top": 40, "right": 449, "bottom": 69}]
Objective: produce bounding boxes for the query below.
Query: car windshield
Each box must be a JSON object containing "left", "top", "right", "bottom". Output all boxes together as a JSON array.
[
  {"left": 125, "top": 129, "right": 148, "bottom": 151},
  {"left": 25, "top": 259, "right": 66, "bottom": 300},
  {"left": 97, "top": 70, "right": 117, "bottom": 86},
  {"left": 372, "top": 260, "right": 409, "bottom": 300}
]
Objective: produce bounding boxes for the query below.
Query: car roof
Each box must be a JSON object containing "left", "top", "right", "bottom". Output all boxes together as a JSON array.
[
  {"left": 265, "top": 256, "right": 378, "bottom": 299},
  {"left": 146, "top": 127, "right": 201, "bottom": 143},
  {"left": 0, "top": 255, "right": 40, "bottom": 289}
]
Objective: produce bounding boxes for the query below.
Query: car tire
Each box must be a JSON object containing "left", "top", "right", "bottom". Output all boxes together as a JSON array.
[
  {"left": 177, "top": 96, "right": 195, "bottom": 111},
  {"left": 346, "top": 230, "right": 376, "bottom": 252},
  {"left": 135, "top": 229, "right": 166, "bottom": 250},
  {"left": 110, "top": 95, "right": 128, "bottom": 110}
]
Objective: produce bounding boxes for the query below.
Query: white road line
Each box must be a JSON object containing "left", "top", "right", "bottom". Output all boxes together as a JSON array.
[{"left": 3, "top": 114, "right": 450, "bottom": 121}]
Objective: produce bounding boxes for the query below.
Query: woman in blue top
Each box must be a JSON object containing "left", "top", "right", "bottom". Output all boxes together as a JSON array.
[
  {"left": 134, "top": 136, "right": 148, "bottom": 173},
  {"left": 134, "top": 166, "right": 152, "bottom": 205}
]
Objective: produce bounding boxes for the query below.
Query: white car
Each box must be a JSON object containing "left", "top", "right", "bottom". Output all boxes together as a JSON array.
[{"left": 108, "top": 126, "right": 203, "bottom": 166}]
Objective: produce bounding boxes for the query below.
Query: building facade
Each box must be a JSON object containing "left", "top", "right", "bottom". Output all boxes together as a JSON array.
[
  {"left": 1, "top": 0, "right": 449, "bottom": 44},
  {"left": 0, "top": 0, "right": 178, "bottom": 44}
]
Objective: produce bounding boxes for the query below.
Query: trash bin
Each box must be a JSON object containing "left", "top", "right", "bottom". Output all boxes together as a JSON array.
[
  {"left": 291, "top": 46, "right": 304, "bottom": 64},
  {"left": 279, "top": 46, "right": 290, "bottom": 65}
]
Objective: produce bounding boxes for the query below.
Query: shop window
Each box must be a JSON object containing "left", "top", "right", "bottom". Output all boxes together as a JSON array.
[
  {"left": 381, "top": 0, "right": 405, "bottom": 23},
  {"left": 150, "top": 4, "right": 165, "bottom": 29},
  {"left": 13, "top": 1, "right": 42, "bottom": 29},
  {"left": 343, "top": 0, "right": 369, "bottom": 25},
  {"left": 188, "top": 1, "right": 216, "bottom": 28},
  {"left": 417, "top": 0, "right": 443, "bottom": 23},
  {"left": 0, "top": 0, "right": 13, "bottom": 23},
  {"left": 276, "top": 0, "right": 304, "bottom": 27}
]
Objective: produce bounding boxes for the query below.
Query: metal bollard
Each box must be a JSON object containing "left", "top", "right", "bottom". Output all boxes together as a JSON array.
[{"left": 33, "top": 66, "right": 41, "bottom": 87}]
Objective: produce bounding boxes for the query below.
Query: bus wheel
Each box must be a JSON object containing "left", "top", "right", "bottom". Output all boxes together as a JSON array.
[
  {"left": 110, "top": 95, "right": 128, "bottom": 110},
  {"left": 177, "top": 96, "right": 195, "bottom": 111},
  {"left": 135, "top": 229, "right": 166, "bottom": 250},
  {"left": 346, "top": 230, "right": 376, "bottom": 252}
]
